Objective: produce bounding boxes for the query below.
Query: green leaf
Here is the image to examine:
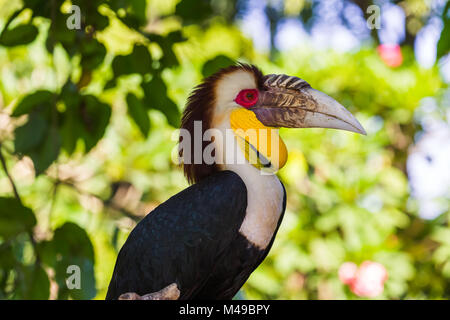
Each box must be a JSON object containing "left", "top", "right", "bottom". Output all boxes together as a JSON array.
[
  {"left": 45, "top": 11, "right": 77, "bottom": 54},
  {"left": 36, "top": 240, "right": 56, "bottom": 267},
  {"left": 111, "top": 55, "right": 130, "bottom": 77},
  {"left": 0, "top": 24, "right": 38, "bottom": 47},
  {"left": 11, "top": 92, "right": 60, "bottom": 175},
  {"left": 86, "top": 9, "right": 109, "bottom": 31},
  {"left": 110, "top": 0, "right": 147, "bottom": 29},
  {"left": 18, "top": 264, "right": 50, "bottom": 299},
  {"left": 104, "top": 78, "right": 117, "bottom": 90},
  {"left": 437, "top": 22, "right": 450, "bottom": 60},
  {"left": 130, "top": 0, "right": 147, "bottom": 25},
  {"left": 60, "top": 80, "right": 81, "bottom": 109},
  {"left": 28, "top": 126, "right": 61, "bottom": 175},
  {"left": 202, "top": 55, "right": 235, "bottom": 77},
  {"left": 143, "top": 77, "right": 180, "bottom": 127},
  {"left": 159, "top": 44, "right": 179, "bottom": 68},
  {"left": 131, "top": 45, "right": 153, "bottom": 72},
  {"left": 166, "top": 30, "right": 186, "bottom": 43},
  {"left": 50, "top": 223, "right": 96, "bottom": 300},
  {"left": 25, "top": 0, "right": 52, "bottom": 18},
  {"left": 161, "top": 99, "right": 181, "bottom": 128},
  {"left": 80, "top": 38, "right": 107, "bottom": 71},
  {"left": 60, "top": 91, "right": 111, "bottom": 154},
  {"left": 14, "top": 112, "right": 48, "bottom": 154},
  {"left": 79, "top": 95, "right": 111, "bottom": 151},
  {"left": 175, "top": 0, "right": 213, "bottom": 25},
  {"left": 145, "top": 32, "right": 185, "bottom": 68},
  {"left": 0, "top": 198, "right": 36, "bottom": 240},
  {"left": 53, "top": 223, "right": 95, "bottom": 261},
  {"left": 0, "top": 244, "right": 15, "bottom": 270},
  {"left": 58, "top": 257, "right": 96, "bottom": 300},
  {"left": 12, "top": 91, "right": 55, "bottom": 117},
  {"left": 126, "top": 93, "right": 150, "bottom": 137},
  {"left": 112, "top": 44, "right": 152, "bottom": 77},
  {"left": 143, "top": 77, "right": 165, "bottom": 105},
  {"left": 59, "top": 82, "right": 82, "bottom": 154}
]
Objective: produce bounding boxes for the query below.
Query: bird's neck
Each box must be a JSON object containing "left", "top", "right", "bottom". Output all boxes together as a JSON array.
[{"left": 212, "top": 117, "right": 285, "bottom": 249}]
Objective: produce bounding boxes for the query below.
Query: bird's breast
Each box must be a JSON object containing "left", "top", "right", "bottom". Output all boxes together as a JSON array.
[{"left": 237, "top": 172, "right": 285, "bottom": 250}]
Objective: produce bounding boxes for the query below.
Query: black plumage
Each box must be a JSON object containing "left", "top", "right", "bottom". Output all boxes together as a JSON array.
[{"left": 106, "top": 170, "right": 286, "bottom": 300}]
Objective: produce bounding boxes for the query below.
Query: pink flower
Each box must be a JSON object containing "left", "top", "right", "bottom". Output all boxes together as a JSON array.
[
  {"left": 377, "top": 44, "right": 403, "bottom": 68},
  {"left": 338, "top": 262, "right": 358, "bottom": 285},
  {"left": 339, "top": 261, "right": 388, "bottom": 298}
]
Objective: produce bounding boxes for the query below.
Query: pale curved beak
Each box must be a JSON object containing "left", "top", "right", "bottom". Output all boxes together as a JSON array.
[{"left": 251, "top": 74, "right": 366, "bottom": 135}]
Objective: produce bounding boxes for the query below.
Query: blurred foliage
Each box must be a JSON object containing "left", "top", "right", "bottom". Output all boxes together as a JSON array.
[{"left": 0, "top": 0, "right": 448, "bottom": 300}]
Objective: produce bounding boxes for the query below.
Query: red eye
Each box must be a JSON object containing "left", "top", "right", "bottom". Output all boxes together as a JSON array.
[{"left": 235, "top": 89, "right": 259, "bottom": 108}]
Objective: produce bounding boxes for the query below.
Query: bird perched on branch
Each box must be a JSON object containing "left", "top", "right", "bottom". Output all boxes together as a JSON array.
[{"left": 106, "top": 64, "right": 366, "bottom": 300}]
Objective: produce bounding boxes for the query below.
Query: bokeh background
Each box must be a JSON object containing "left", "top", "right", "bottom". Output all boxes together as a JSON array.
[{"left": 0, "top": 0, "right": 449, "bottom": 300}]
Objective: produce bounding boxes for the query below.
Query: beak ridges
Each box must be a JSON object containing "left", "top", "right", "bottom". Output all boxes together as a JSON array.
[
  {"left": 264, "top": 74, "right": 311, "bottom": 91},
  {"left": 254, "top": 74, "right": 366, "bottom": 136}
]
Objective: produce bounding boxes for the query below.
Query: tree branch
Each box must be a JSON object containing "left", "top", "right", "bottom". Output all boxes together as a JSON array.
[
  {"left": 58, "top": 180, "right": 142, "bottom": 222},
  {"left": 0, "top": 143, "right": 21, "bottom": 201},
  {"left": 0, "top": 143, "right": 40, "bottom": 263}
]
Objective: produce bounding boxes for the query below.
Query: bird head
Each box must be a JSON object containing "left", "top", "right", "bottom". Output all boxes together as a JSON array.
[{"left": 180, "top": 64, "right": 366, "bottom": 184}]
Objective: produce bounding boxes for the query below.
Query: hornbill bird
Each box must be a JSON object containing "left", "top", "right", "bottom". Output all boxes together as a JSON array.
[{"left": 106, "top": 64, "right": 366, "bottom": 300}]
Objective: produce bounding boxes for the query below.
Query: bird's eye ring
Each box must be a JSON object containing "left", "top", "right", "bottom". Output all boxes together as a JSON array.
[{"left": 235, "top": 89, "right": 259, "bottom": 108}]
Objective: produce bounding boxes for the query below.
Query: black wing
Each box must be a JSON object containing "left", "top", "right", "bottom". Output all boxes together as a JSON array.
[{"left": 106, "top": 170, "right": 248, "bottom": 299}]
